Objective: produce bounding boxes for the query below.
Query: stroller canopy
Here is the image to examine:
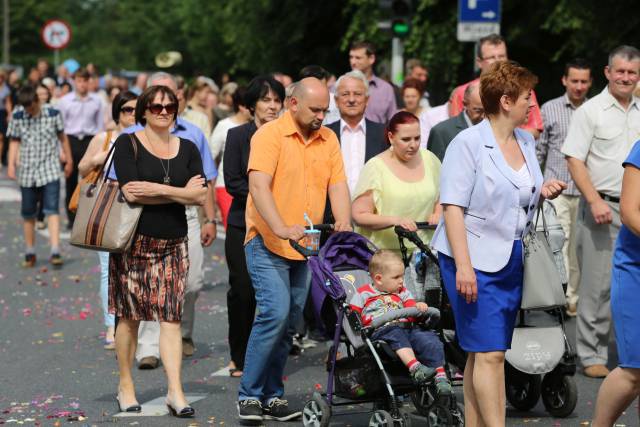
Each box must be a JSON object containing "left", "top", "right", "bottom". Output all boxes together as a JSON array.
[{"left": 308, "top": 232, "right": 378, "bottom": 329}]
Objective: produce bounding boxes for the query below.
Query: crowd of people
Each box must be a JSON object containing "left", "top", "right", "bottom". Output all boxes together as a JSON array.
[{"left": 3, "top": 34, "right": 640, "bottom": 425}]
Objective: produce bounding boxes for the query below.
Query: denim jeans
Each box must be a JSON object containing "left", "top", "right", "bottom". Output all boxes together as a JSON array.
[
  {"left": 20, "top": 179, "right": 60, "bottom": 219},
  {"left": 98, "top": 251, "right": 115, "bottom": 328},
  {"left": 239, "top": 235, "right": 310, "bottom": 403}
]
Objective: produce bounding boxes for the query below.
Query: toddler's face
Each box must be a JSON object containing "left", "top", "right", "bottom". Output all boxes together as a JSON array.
[{"left": 373, "top": 261, "right": 405, "bottom": 294}]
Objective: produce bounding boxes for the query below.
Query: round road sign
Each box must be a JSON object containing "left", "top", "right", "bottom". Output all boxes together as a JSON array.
[{"left": 41, "top": 19, "right": 72, "bottom": 50}]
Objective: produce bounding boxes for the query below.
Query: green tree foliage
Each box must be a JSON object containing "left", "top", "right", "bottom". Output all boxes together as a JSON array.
[{"left": 2, "top": 0, "right": 640, "bottom": 102}]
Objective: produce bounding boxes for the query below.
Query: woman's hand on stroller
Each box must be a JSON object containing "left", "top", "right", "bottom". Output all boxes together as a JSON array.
[
  {"left": 393, "top": 217, "right": 418, "bottom": 232},
  {"left": 333, "top": 221, "right": 353, "bottom": 232},
  {"left": 456, "top": 265, "right": 478, "bottom": 304}
]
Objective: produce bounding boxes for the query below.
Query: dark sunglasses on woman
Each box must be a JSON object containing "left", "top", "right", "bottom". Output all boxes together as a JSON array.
[{"left": 147, "top": 103, "right": 178, "bottom": 115}]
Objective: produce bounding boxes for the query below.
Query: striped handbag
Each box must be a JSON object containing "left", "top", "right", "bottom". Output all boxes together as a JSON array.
[{"left": 70, "top": 135, "right": 142, "bottom": 253}]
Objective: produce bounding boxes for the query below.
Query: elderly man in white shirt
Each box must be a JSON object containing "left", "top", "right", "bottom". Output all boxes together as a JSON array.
[
  {"left": 326, "top": 70, "right": 388, "bottom": 196},
  {"left": 562, "top": 45, "right": 640, "bottom": 379}
]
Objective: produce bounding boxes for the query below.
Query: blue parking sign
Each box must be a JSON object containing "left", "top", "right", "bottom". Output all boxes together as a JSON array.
[{"left": 458, "top": 0, "right": 501, "bottom": 41}]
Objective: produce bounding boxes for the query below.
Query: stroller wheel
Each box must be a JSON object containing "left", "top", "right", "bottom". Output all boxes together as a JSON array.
[
  {"left": 369, "top": 409, "right": 394, "bottom": 426},
  {"left": 541, "top": 374, "right": 578, "bottom": 418},
  {"left": 302, "top": 392, "right": 331, "bottom": 427},
  {"left": 505, "top": 363, "right": 542, "bottom": 411}
]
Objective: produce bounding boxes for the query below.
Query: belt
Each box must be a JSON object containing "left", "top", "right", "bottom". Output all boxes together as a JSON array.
[{"left": 598, "top": 192, "right": 620, "bottom": 204}]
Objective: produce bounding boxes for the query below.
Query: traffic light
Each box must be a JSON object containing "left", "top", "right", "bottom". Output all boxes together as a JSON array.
[{"left": 380, "top": 0, "right": 412, "bottom": 38}]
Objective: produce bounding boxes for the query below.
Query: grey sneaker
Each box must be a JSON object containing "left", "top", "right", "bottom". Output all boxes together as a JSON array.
[
  {"left": 263, "top": 398, "right": 301, "bottom": 421},
  {"left": 410, "top": 364, "right": 436, "bottom": 385},
  {"left": 238, "top": 399, "right": 263, "bottom": 422}
]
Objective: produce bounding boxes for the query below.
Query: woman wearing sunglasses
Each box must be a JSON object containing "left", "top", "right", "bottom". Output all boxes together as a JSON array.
[
  {"left": 78, "top": 90, "right": 137, "bottom": 351},
  {"left": 109, "top": 85, "right": 207, "bottom": 418}
]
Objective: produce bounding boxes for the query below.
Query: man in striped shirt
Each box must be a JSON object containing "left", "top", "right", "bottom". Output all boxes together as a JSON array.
[{"left": 536, "top": 59, "right": 592, "bottom": 317}]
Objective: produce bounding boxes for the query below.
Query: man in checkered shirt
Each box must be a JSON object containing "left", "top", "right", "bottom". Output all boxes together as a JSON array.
[
  {"left": 536, "top": 59, "right": 593, "bottom": 318},
  {"left": 7, "top": 85, "right": 72, "bottom": 268}
]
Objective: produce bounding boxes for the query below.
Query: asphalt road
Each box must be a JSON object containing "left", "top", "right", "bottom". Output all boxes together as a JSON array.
[{"left": 0, "top": 171, "right": 636, "bottom": 427}]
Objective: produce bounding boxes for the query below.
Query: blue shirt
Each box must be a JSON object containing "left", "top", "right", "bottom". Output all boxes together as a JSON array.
[
  {"left": 614, "top": 141, "right": 640, "bottom": 270},
  {"left": 108, "top": 117, "right": 217, "bottom": 181}
]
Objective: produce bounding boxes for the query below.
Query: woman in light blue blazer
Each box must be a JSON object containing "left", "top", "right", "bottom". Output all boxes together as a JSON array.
[{"left": 431, "top": 61, "right": 566, "bottom": 426}]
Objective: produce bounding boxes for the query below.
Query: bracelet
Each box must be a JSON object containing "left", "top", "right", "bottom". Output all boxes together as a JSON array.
[{"left": 203, "top": 218, "right": 215, "bottom": 225}]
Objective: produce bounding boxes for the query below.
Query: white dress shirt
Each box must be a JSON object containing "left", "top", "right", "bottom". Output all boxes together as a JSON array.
[{"left": 340, "top": 118, "right": 367, "bottom": 194}]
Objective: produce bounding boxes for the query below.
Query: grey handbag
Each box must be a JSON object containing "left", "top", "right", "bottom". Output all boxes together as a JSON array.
[
  {"left": 521, "top": 204, "right": 566, "bottom": 310},
  {"left": 70, "top": 135, "right": 142, "bottom": 253}
]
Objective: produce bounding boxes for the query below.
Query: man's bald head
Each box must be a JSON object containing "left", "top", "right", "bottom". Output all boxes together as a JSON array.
[
  {"left": 291, "top": 77, "right": 329, "bottom": 103},
  {"left": 463, "top": 81, "right": 484, "bottom": 124},
  {"left": 290, "top": 77, "right": 330, "bottom": 135}
]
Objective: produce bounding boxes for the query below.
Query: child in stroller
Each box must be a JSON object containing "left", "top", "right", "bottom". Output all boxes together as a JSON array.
[{"left": 350, "top": 250, "right": 453, "bottom": 396}]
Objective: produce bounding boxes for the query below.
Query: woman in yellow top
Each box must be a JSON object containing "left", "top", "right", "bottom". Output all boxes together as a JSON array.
[{"left": 352, "top": 111, "right": 441, "bottom": 251}]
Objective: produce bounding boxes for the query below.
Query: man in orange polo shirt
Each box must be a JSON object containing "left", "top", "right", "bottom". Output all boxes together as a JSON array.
[{"left": 237, "top": 77, "right": 352, "bottom": 423}]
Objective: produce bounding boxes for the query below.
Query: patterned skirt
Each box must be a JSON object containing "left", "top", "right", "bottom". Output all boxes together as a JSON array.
[{"left": 109, "top": 233, "right": 189, "bottom": 321}]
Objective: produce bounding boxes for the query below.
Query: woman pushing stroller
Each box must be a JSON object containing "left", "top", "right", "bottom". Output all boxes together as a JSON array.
[{"left": 350, "top": 250, "right": 452, "bottom": 396}]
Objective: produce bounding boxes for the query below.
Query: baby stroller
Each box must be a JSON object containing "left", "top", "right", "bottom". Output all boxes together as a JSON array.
[
  {"left": 291, "top": 230, "right": 464, "bottom": 427},
  {"left": 395, "top": 207, "right": 578, "bottom": 419}
]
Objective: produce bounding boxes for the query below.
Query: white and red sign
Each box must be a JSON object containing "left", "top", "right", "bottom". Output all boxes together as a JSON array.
[{"left": 41, "top": 19, "right": 72, "bottom": 50}]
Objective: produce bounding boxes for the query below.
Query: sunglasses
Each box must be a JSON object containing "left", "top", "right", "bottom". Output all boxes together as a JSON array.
[
  {"left": 147, "top": 103, "right": 177, "bottom": 115},
  {"left": 120, "top": 106, "right": 135, "bottom": 114}
]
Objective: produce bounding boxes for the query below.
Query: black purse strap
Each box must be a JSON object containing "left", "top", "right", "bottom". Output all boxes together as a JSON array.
[{"left": 97, "top": 133, "right": 138, "bottom": 185}]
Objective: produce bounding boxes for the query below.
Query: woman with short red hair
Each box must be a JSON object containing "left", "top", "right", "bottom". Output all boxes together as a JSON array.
[
  {"left": 431, "top": 61, "right": 566, "bottom": 425},
  {"left": 352, "top": 111, "right": 442, "bottom": 252}
]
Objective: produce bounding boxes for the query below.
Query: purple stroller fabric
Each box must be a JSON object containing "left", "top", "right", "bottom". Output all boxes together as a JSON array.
[{"left": 308, "top": 232, "right": 377, "bottom": 333}]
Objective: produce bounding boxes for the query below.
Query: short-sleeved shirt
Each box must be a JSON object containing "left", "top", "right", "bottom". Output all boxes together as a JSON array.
[
  {"left": 6, "top": 105, "right": 64, "bottom": 187},
  {"left": 244, "top": 110, "right": 347, "bottom": 260},
  {"left": 449, "top": 78, "right": 544, "bottom": 133},
  {"left": 561, "top": 87, "right": 640, "bottom": 198},
  {"left": 113, "top": 133, "right": 205, "bottom": 239},
  {"left": 536, "top": 94, "right": 583, "bottom": 196},
  {"left": 353, "top": 150, "right": 441, "bottom": 251},
  {"left": 349, "top": 283, "right": 417, "bottom": 326}
]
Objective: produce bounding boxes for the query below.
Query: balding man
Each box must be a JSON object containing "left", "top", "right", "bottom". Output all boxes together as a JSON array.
[
  {"left": 427, "top": 82, "right": 484, "bottom": 161},
  {"left": 238, "top": 78, "right": 351, "bottom": 423}
]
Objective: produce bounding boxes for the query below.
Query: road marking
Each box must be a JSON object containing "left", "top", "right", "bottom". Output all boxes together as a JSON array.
[
  {"left": 0, "top": 186, "right": 21, "bottom": 202},
  {"left": 211, "top": 366, "right": 232, "bottom": 376},
  {"left": 114, "top": 394, "right": 207, "bottom": 417}
]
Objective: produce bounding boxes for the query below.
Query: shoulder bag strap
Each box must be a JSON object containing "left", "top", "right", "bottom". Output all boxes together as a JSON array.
[
  {"left": 101, "top": 130, "right": 112, "bottom": 151},
  {"left": 98, "top": 133, "right": 138, "bottom": 184}
]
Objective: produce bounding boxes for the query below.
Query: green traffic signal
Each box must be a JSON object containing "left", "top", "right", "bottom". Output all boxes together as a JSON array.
[{"left": 392, "top": 19, "right": 410, "bottom": 37}]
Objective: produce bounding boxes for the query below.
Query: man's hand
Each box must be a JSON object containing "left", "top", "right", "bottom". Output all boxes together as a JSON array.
[
  {"left": 200, "top": 222, "right": 216, "bottom": 247},
  {"left": 590, "top": 198, "right": 613, "bottom": 224},
  {"left": 333, "top": 221, "right": 352, "bottom": 232},
  {"left": 63, "top": 159, "right": 73, "bottom": 178},
  {"left": 275, "top": 224, "right": 306, "bottom": 241},
  {"left": 416, "top": 302, "right": 429, "bottom": 312},
  {"left": 7, "top": 164, "right": 16, "bottom": 180}
]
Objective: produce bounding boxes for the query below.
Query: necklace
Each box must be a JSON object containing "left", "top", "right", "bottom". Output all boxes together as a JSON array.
[{"left": 144, "top": 128, "right": 171, "bottom": 184}]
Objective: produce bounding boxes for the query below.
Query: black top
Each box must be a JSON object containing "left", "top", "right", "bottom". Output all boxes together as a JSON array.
[
  {"left": 113, "top": 133, "right": 204, "bottom": 239},
  {"left": 223, "top": 121, "right": 258, "bottom": 228}
]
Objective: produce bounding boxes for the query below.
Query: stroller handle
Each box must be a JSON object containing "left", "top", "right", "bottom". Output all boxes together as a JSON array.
[
  {"left": 288, "top": 224, "right": 333, "bottom": 258},
  {"left": 368, "top": 306, "right": 441, "bottom": 330},
  {"left": 393, "top": 222, "right": 436, "bottom": 235}
]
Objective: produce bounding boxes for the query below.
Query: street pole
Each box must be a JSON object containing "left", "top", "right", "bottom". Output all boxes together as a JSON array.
[
  {"left": 391, "top": 37, "right": 403, "bottom": 86},
  {"left": 2, "top": 0, "right": 9, "bottom": 65}
]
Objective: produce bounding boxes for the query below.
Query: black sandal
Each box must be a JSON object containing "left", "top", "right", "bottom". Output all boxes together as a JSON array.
[{"left": 229, "top": 368, "right": 243, "bottom": 377}]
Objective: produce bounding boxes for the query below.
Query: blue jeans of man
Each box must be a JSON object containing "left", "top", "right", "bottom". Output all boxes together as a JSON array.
[{"left": 239, "top": 235, "right": 310, "bottom": 403}]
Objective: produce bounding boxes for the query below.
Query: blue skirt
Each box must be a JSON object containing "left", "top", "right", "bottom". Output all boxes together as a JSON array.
[
  {"left": 611, "top": 264, "right": 640, "bottom": 368},
  {"left": 438, "top": 241, "right": 523, "bottom": 352}
]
